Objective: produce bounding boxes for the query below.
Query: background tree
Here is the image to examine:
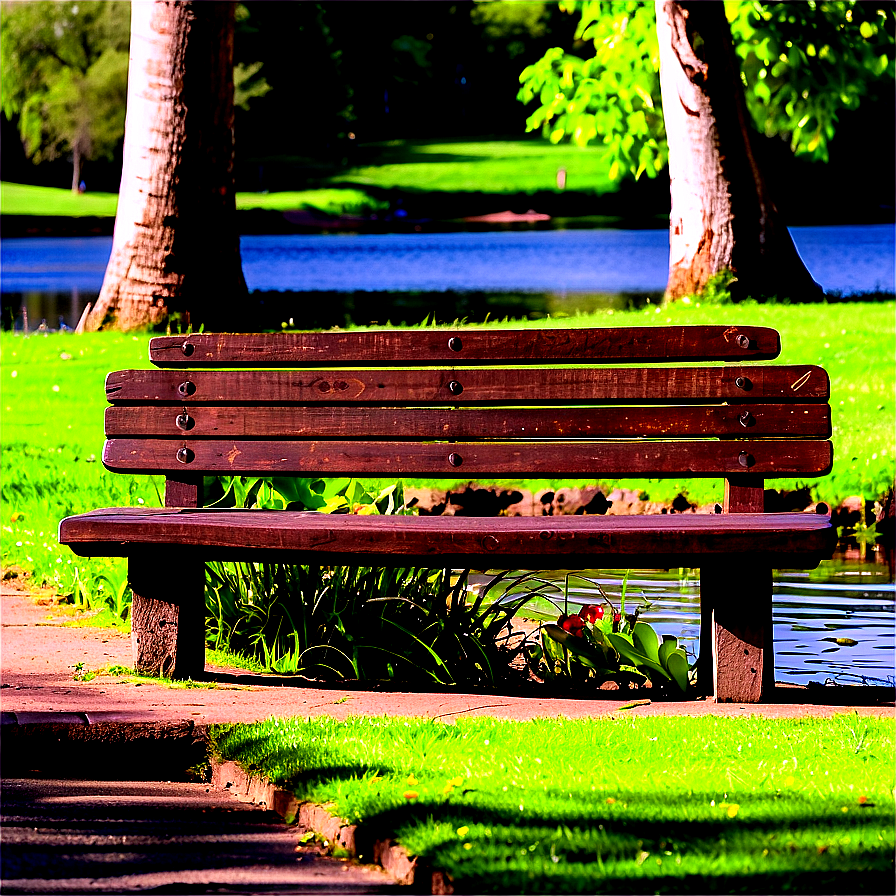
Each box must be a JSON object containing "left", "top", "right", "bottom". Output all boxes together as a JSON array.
[
  {"left": 0, "top": 1, "right": 130, "bottom": 192},
  {"left": 518, "top": 0, "right": 895, "bottom": 301},
  {"left": 84, "top": 0, "right": 246, "bottom": 332}
]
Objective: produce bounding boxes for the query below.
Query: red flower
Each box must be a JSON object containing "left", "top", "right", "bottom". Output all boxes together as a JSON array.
[
  {"left": 582, "top": 605, "right": 604, "bottom": 624},
  {"left": 559, "top": 614, "right": 586, "bottom": 637}
]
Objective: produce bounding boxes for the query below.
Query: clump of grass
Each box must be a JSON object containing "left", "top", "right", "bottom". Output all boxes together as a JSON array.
[{"left": 211, "top": 714, "right": 895, "bottom": 893}]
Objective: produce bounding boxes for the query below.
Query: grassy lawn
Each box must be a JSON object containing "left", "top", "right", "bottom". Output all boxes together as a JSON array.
[
  {"left": 324, "top": 137, "right": 613, "bottom": 196},
  {"left": 210, "top": 714, "right": 895, "bottom": 893},
  {"left": 2, "top": 136, "right": 615, "bottom": 219},
  {"left": 2, "top": 301, "right": 893, "bottom": 594},
  {"left": 1, "top": 182, "right": 119, "bottom": 218}
]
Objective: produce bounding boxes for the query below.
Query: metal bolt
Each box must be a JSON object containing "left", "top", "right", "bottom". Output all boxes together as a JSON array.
[
  {"left": 482, "top": 534, "right": 500, "bottom": 551},
  {"left": 448, "top": 452, "right": 463, "bottom": 467},
  {"left": 734, "top": 376, "right": 751, "bottom": 391},
  {"left": 175, "top": 411, "right": 194, "bottom": 431},
  {"left": 738, "top": 451, "right": 754, "bottom": 468},
  {"left": 176, "top": 446, "right": 194, "bottom": 464},
  {"left": 448, "top": 380, "right": 463, "bottom": 396},
  {"left": 448, "top": 336, "right": 462, "bottom": 352},
  {"left": 178, "top": 380, "right": 196, "bottom": 397},
  {"left": 738, "top": 411, "right": 754, "bottom": 428},
  {"left": 736, "top": 334, "right": 750, "bottom": 349},
  {"left": 181, "top": 341, "right": 195, "bottom": 357}
]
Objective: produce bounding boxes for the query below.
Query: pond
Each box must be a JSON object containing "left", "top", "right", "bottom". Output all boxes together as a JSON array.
[{"left": 2, "top": 223, "right": 894, "bottom": 330}]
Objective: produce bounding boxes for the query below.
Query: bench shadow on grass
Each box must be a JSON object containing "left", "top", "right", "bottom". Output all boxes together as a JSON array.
[{"left": 220, "top": 733, "right": 893, "bottom": 895}]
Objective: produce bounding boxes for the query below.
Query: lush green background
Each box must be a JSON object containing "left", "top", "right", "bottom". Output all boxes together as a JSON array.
[
  {"left": 1, "top": 137, "right": 620, "bottom": 220},
  {"left": 212, "top": 714, "right": 895, "bottom": 893},
  {"left": 2, "top": 300, "right": 893, "bottom": 595}
]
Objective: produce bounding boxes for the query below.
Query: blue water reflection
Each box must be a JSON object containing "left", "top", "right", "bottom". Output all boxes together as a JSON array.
[{"left": 2, "top": 224, "right": 894, "bottom": 295}]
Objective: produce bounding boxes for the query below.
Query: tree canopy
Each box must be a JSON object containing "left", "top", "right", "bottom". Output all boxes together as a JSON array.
[
  {"left": 518, "top": 1, "right": 895, "bottom": 183},
  {"left": 0, "top": 0, "right": 130, "bottom": 191}
]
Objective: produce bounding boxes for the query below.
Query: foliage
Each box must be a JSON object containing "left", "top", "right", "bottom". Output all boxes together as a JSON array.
[
  {"left": 523, "top": 573, "right": 690, "bottom": 693},
  {"left": 0, "top": 1, "right": 130, "bottom": 186},
  {"left": 518, "top": 2, "right": 665, "bottom": 181},
  {"left": 729, "top": 1, "right": 896, "bottom": 161},
  {"left": 207, "top": 560, "right": 534, "bottom": 685},
  {"left": 210, "top": 714, "right": 896, "bottom": 893},
  {"left": 518, "top": 0, "right": 896, "bottom": 179}
]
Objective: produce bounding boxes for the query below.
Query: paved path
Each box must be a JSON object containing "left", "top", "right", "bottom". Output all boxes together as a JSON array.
[
  {"left": 2, "top": 777, "right": 397, "bottom": 894},
  {"left": 2, "top": 587, "right": 891, "bottom": 725}
]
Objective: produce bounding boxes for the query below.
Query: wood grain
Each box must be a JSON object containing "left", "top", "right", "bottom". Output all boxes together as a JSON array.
[
  {"left": 105, "top": 365, "right": 830, "bottom": 404},
  {"left": 149, "top": 326, "right": 782, "bottom": 366},
  {"left": 59, "top": 507, "right": 837, "bottom": 566},
  {"left": 105, "top": 403, "right": 832, "bottom": 440},
  {"left": 101, "top": 437, "right": 834, "bottom": 477}
]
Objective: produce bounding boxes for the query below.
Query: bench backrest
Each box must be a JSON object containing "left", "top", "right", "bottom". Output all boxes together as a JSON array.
[{"left": 103, "top": 327, "right": 832, "bottom": 512}]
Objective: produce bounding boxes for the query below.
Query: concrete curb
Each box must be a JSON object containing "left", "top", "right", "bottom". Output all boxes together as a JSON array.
[{"left": 210, "top": 758, "right": 454, "bottom": 895}]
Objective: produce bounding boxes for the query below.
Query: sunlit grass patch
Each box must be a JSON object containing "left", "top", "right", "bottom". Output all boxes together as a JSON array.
[
  {"left": 330, "top": 137, "right": 614, "bottom": 195},
  {"left": 0, "top": 181, "right": 119, "bottom": 217},
  {"left": 210, "top": 714, "right": 895, "bottom": 893},
  {"left": 235, "top": 187, "right": 388, "bottom": 215}
]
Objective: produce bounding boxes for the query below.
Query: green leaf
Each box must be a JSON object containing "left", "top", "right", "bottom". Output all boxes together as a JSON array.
[
  {"left": 606, "top": 632, "right": 670, "bottom": 680},
  {"left": 632, "top": 622, "right": 660, "bottom": 664},
  {"left": 666, "top": 650, "right": 689, "bottom": 692}
]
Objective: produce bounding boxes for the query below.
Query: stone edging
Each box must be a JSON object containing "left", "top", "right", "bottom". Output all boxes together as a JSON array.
[{"left": 210, "top": 758, "right": 454, "bottom": 894}]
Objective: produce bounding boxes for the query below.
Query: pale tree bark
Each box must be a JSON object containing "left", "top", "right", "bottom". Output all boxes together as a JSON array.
[
  {"left": 655, "top": 1, "right": 822, "bottom": 302},
  {"left": 84, "top": 0, "right": 246, "bottom": 332}
]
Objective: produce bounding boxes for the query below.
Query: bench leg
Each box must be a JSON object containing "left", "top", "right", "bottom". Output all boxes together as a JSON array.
[
  {"left": 700, "top": 567, "right": 774, "bottom": 703},
  {"left": 129, "top": 552, "right": 206, "bottom": 680}
]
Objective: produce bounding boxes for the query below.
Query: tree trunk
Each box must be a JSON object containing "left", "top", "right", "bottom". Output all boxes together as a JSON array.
[
  {"left": 85, "top": 1, "right": 246, "bottom": 332},
  {"left": 71, "top": 143, "right": 81, "bottom": 194},
  {"left": 655, "top": 1, "right": 822, "bottom": 302}
]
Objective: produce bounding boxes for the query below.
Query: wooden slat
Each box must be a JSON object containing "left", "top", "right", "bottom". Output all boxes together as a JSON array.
[
  {"left": 149, "top": 326, "right": 782, "bottom": 367},
  {"left": 59, "top": 507, "right": 837, "bottom": 567},
  {"left": 105, "top": 403, "right": 831, "bottom": 440},
  {"left": 105, "top": 365, "right": 830, "bottom": 405},
  {"left": 102, "top": 438, "right": 834, "bottom": 477}
]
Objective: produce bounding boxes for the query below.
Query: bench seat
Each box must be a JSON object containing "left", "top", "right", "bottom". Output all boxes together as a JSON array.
[{"left": 61, "top": 507, "right": 836, "bottom": 568}]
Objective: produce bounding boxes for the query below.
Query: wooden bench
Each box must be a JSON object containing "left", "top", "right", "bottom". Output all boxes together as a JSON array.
[{"left": 59, "top": 326, "right": 837, "bottom": 702}]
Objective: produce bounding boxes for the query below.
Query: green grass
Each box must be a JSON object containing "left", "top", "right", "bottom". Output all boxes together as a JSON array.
[
  {"left": 2, "top": 301, "right": 893, "bottom": 592},
  {"left": 0, "top": 182, "right": 119, "bottom": 217},
  {"left": 326, "top": 137, "right": 614, "bottom": 196},
  {"left": 210, "top": 714, "right": 895, "bottom": 893},
  {"left": 2, "top": 136, "right": 615, "bottom": 219},
  {"left": 234, "top": 187, "right": 388, "bottom": 215},
  {"left": 0, "top": 180, "right": 387, "bottom": 218}
]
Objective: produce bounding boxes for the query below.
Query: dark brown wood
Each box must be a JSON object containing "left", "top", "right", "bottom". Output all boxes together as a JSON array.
[
  {"left": 60, "top": 507, "right": 838, "bottom": 565},
  {"left": 105, "top": 365, "right": 830, "bottom": 405},
  {"left": 703, "top": 566, "right": 774, "bottom": 703},
  {"left": 101, "top": 437, "right": 834, "bottom": 477},
  {"left": 164, "top": 474, "right": 202, "bottom": 507},
  {"left": 149, "top": 326, "right": 782, "bottom": 367},
  {"left": 105, "top": 403, "right": 832, "bottom": 440},
  {"left": 725, "top": 475, "right": 766, "bottom": 513},
  {"left": 129, "top": 552, "right": 205, "bottom": 679}
]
